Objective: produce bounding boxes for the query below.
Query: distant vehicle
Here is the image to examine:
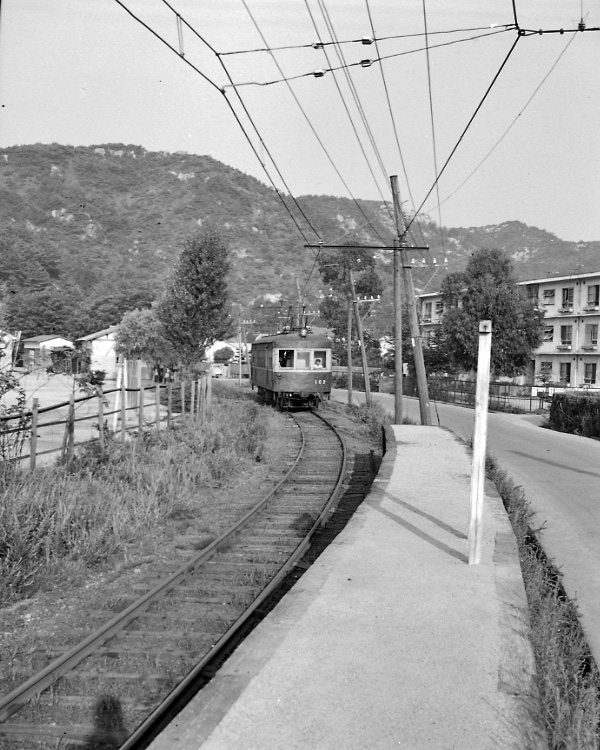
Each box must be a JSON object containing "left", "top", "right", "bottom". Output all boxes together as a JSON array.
[
  {"left": 250, "top": 330, "right": 332, "bottom": 409},
  {"left": 210, "top": 363, "right": 225, "bottom": 378}
]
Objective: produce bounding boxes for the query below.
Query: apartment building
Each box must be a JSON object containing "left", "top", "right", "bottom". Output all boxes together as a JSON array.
[{"left": 419, "top": 271, "right": 600, "bottom": 388}]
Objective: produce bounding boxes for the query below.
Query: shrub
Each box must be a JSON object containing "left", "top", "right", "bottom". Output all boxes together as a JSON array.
[{"left": 548, "top": 393, "right": 600, "bottom": 438}]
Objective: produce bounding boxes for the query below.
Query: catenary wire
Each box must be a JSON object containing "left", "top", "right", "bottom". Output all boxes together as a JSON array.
[
  {"left": 219, "top": 23, "right": 515, "bottom": 55},
  {"left": 156, "top": 0, "right": 322, "bottom": 241},
  {"left": 303, "top": 0, "right": 394, "bottom": 221},
  {"left": 363, "top": 0, "right": 426, "bottom": 249},
  {"left": 404, "top": 33, "right": 522, "bottom": 237},
  {"left": 226, "top": 27, "right": 514, "bottom": 87},
  {"left": 239, "top": 0, "right": 387, "bottom": 246},
  {"left": 421, "top": 0, "right": 446, "bottom": 258},
  {"left": 316, "top": 0, "right": 391, "bottom": 190},
  {"left": 424, "top": 31, "right": 578, "bottom": 214}
]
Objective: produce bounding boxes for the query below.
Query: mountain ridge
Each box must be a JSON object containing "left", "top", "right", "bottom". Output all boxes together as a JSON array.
[{"left": 0, "top": 143, "right": 598, "bottom": 338}]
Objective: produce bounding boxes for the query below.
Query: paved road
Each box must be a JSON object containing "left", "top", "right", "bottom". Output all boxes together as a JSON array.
[{"left": 332, "top": 389, "right": 600, "bottom": 664}]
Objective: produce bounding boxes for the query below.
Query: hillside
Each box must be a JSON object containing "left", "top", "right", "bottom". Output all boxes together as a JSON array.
[{"left": 1, "top": 143, "right": 598, "bottom": 339}]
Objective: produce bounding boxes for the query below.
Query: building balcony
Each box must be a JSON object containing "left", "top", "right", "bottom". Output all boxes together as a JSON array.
[
  {"left": 581, "top": 345, "right": 598, "bottom": 351},
  {"left": 583, "top": 306, "right": 600, "bottom": 312},
  {"left": 558, "top": 307, "right": 574, "bottom": 314},
  {"left": 556, "top": 344, "right": 572, "bottom": 350}
]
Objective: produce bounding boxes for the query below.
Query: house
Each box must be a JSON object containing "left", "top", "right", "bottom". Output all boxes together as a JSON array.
[
  {"left": 19, "top": 335, "right": 74, "bottom": 370},
  {"left": 76, "top": 326, "right": 120, "bottom": 380},
  {"left": 419, "top": 271, "right": 600, "bottom": 388}
]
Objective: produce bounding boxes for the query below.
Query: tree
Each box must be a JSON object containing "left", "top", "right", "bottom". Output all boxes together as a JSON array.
[
  {"left": 5, "top": 288, "right": 82, "bottom": 339},
  {"left": 213, "top": 346, "right": 234, "bottom": 363},
  {"left": 157, "top": 229, "right": 232, "bottom": 368},
  {"left": 438, "top": 248, "right": 544, "bottom": 376},
  {"left": 317, "top": 243, "right": 383, "bottom": 365},
  {"left": 115, "top": 306, "right": 177, "bottom": 371}
]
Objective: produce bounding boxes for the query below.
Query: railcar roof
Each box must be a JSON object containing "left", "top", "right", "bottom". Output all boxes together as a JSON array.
[{"left": 253, "top": 332, "right": 332, "bottom": 347}]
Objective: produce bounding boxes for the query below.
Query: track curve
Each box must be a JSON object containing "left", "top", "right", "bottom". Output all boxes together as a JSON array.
[{"left": 0, "top": 410, "right": 347, "bottom": 749}]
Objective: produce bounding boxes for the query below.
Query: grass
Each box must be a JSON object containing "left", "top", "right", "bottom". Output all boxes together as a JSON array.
[
  {"left": 0, "top": 397, "right": 267, "bottom": 607},
  {"left": 487, "top": 456, "right": 600, "bottom": 749}
]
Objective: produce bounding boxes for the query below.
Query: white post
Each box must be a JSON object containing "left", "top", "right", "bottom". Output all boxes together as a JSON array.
[{"left": 468, "top": 320, "right": 492, "bottom": 565}]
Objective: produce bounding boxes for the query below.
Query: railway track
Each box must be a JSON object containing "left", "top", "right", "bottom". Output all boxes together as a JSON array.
[{"left": 0, "top": 409, "right": 354, "bottom": 749}]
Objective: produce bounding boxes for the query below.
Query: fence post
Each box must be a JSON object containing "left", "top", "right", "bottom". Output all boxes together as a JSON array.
[
  {"left": 468, "top": 321, "right": 492, "bottom": 565},
  {"left": 181, "top": 381, "right": 186, "bottom": 421},
  {"left": 120, "top": 375, "right": 127, "bottom": 444},
  {"left": 30, "top": 398, "right": 39, "bottom": 470},
  {"left": 167, "top": 382, "right": 172, "bottom": 430},
  {"left": 155, "top": 383, "right": 161, "bottom": 432},
  {"left": 207, "top": 372, "right": 212, "bottom": 418},
  {"left": 138, "top": 380, "right": 144, "bottom": 440},
  {"left": 97, "top": 388, "right": 105, "bottom": 451},
  {"left": 62, "top": 393, "right": 75, "bottom": 463},
  {"left": 190, "top": 379, "right": 196, "bottom": 421}
]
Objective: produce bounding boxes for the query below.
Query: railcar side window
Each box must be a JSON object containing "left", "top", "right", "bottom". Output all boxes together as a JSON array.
[
  {"left": 313, "top": 351, "right": 326, "bottom": 369},
  {"left": 255, "top": 351, "right": 266, "bottom": 368},
  {"left": 278, "top": 350, "right": 294, "bottom": 368},
  {"left": 296, "top": 351, "right": 311, "bottom": 369}
]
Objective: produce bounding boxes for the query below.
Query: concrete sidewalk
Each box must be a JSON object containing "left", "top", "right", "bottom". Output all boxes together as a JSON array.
[{"left": 149, "top": 426, "right": 544, "bottom": 750}]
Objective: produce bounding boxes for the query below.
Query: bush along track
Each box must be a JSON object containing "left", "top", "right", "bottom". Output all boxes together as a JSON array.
[{"left": 487, "top": 456, "right": 600, "bottom": 749}]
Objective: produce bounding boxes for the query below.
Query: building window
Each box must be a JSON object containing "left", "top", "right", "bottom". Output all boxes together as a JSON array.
[
  {"left": 423, "top": 302, "right": 432, "bottom": 321},
  {"left": 584, "top": 363, "right": 597, "bottom": 385},
  {"left": 435, "top": 300, "right": 444, "bottom": 314},
  {"left": 585, "top": 324, "right": 598, "bottom": 346},
  {"left": 561, "top": 287, "right": 574, "bottom": 308},
  {"left": 526, "top": 283, "right": 539, "bottom": 301},
  {"left": 423, "top": 330, "right": 432, "bottom": 347},
  {"left": 587, "top": 285, "right": 600, "bottom": 306},
  {"left": 559, "top": 362, "right": 571, "bottom": 383},
  {"left": 560, "top": 325, "right": 572, "bottom": 345},
  {"left": 543, "top": 289, "right": 555, "bottom": 305},
  {"left": 543, "top": 326, "right": 554, "bottom": 341}
]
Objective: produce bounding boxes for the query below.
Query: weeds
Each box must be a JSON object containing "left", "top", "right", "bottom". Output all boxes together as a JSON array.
[
  {"left": 487, "top": 456, "right": 600, "bottom": 749},
  {"left": 0, "top": 397, "right": 268, "bottom": 606}
]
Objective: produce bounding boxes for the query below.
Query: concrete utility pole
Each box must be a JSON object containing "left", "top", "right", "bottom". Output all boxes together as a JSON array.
[
  {"left": 347, "top": 301, "right": 353, "bottom": 407},
  {"left": 468, "top": 320, "right": 492, "bottom": 565},
  {"left": 390, "top": 175, "right": 432, "bottom": 426}
]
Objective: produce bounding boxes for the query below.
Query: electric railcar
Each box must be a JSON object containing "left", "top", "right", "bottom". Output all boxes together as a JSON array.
[{"left": 250, "top": 330, "right": 332, "bottom": 409}]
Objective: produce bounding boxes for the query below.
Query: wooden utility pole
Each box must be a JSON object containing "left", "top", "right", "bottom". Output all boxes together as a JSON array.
[
  {"left": 390, "top": 175, "right": 431, "bottom": 426},
  {"left": 349, "top": 268, "right": 372, "bottom": 407},
  {"left": 347, "top": 301, "right": 353, "bottom": 406}
]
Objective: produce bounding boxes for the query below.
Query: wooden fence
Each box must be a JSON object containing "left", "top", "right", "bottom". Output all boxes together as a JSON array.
[{"left": 0, "top": 374, "right": 212, "bottom": 470}]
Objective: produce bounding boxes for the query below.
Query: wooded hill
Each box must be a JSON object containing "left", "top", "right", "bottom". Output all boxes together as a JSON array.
[{"left": 1, "top": 142, "right": 598, "bottom": 340}]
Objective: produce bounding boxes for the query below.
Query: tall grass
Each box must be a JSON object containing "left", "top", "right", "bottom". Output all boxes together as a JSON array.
[
  {"left": 0, "top": 399, "right": 266, "bottom": 606},
  {"left": 488, "top": 459, "right": 600, "bottom": 749}
]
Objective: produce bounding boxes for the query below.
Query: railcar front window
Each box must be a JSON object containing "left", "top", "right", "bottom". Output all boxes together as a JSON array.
[
  {"left": 313, "top": 351, "right": 327, "bottom": 368},
  {"left": 296, "top": 351, "right": 311, "bottom": 369},
  {"left": 278, "top": 350, "right": 294, "bottom": 368}
]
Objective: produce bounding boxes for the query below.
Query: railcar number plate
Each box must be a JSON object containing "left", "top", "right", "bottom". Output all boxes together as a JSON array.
[{"left": 314, "top": 379, "right": 326, "bottom": 385}]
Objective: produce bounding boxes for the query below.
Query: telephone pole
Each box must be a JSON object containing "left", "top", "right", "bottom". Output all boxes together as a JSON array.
[{"left": 390, "top": 175, "right": 432, "bottom": 426}]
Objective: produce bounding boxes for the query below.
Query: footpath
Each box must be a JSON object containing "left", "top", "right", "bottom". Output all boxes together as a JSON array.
[{"left": 149, "top": 425, "right": 545, "bottom": 750}]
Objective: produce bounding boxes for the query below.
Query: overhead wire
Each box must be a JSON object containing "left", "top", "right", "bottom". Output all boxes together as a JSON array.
[
  {"left": 421, "top": 0, "right": 446, "bottom": 258},
  {"left": 303, "top": 0, "right": 394, "bottom": 220},
  {"left": 239, "top": 0, "right": 387, "bottom": 247},
  {"left": 424, "top": 30, "right": 578, "bottom": 214},
  {"left": 226, "top": 28, "right": 513, "bottom": 88},
  {"left": 404, "top": 33, "right": 522, "bottom": 237},
  {"left": 317, "top": 0, "right": 390, "bottom": 185},
  {"left": 219, "top": 24, "right": 515, "bottom": 55},
  {"left": 363, "top": 0, "right": 427, "bottom": 250},
  {"left": 157, "top": 0, "right": 322, "bottom": 241}
]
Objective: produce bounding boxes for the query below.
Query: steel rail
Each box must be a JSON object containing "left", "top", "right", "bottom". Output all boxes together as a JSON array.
[
  {"left": 120, "top": 409, "right": 348, "bottom": 749},
  {"left": 0, "top": 414, "right": 308, "bottom": 722}
]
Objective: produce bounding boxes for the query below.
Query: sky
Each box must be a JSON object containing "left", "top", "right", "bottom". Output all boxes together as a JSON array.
[{"left": 1, "top": 0, "right": 599, "bottom": 243}]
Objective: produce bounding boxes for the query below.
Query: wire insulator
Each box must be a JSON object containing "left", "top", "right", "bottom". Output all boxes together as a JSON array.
[
  {"left": 313, "top": 69, "right": 326, "bottom": 78},
  {"left": 312, "top": 42, "right": 324, "bottom": 49},
  {"left": 361, "top": 36, "right": 374, "bottom": 45},
  {"left": 360, "top": 59, "right": 373, "bottom": 68},
  {"left": 578, "top": 20, "right": 586, "bottom": 31}
]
